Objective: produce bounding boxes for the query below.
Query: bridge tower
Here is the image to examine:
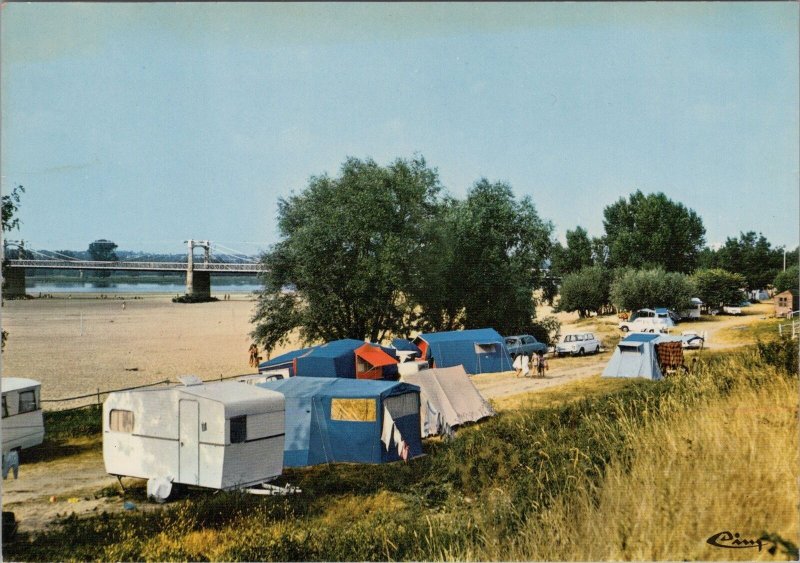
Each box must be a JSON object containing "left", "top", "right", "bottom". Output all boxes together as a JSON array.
[
  {"left": 2, "top": 240, "right": 27, "bottom": 298},
  {"left": 185, "top": 239, "right": 212, "bottom": 298}
]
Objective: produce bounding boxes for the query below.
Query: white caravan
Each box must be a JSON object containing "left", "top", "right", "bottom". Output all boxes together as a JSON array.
[
  {"left": 103, "top": 377, "right": 285, "bottom": 491},
  {"left": 680, "top": 298, "right": 703, "bottom": 320},
  {"left": 1, "top": 377, "right": 45, "bottom": 453}
]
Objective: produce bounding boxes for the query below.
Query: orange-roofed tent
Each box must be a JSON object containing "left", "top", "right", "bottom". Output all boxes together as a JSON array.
[
  {"left": 260, "top": 339, "right": 399, "bottom": 380},
  {"left": 355, "top": 343, "right": 399, "bottom": 379}
]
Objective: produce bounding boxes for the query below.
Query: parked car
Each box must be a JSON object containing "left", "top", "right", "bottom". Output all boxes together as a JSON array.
[
  {"left": 629, "top": 308, "right": 678, "bottom": 325},
  {"left": 556, "top": 333, "right": 601, "bottom": 356},
  {"left": 504, "top": 335, "right": 547, "bottom": 358},
  {"left": 618, "top": 317, "right": 671, "bottom": 333}
]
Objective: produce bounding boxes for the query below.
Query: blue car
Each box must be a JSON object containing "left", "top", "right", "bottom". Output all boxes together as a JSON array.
[{"left": 504, "top": 335, "right": 548, "bottom": 358}]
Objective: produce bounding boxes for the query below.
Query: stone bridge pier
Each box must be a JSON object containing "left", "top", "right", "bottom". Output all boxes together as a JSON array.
[
  {"left": 2, "top": 266, "right": 26, "bottom": 298},
  {"left": 186, "top": 269, "right": 211, "bottom": 299},
  {"left": 185, "top": 239, "right": 212, "bottom": 299}
]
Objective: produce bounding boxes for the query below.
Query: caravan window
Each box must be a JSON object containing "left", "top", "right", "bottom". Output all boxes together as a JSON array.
[
  {"left": 2, "top": 395, "right": 7, "bottom": 418},
  {"left": 384, "top": 393, "right": 419, "bottom": 419},
  {"left": 474, "top": 343, "right": 497, "bottom": 354},
  {"left": 230, "top": 416, "right": 247, "bottom": 443},
  {"left": 18, "top": 390, "right": 37, "bottom": 413},
  {"left": 109, "top": 409, "right": 134, "bottom": 433},
  {"left": 331, "top": 398, "right": 377, "bottom": 422}
]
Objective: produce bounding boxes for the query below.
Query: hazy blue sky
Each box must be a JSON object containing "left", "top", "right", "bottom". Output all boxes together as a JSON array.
[{"left": 2, "top": 3, "right": 798, "bottom": 256}]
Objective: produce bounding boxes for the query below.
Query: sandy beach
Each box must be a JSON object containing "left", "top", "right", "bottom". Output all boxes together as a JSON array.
[
  {"left": 2, "top": 295, "right": 772, "bottom": 410},
  {"left": 1, "top": 295, "right": 301, "bottom": 410}
]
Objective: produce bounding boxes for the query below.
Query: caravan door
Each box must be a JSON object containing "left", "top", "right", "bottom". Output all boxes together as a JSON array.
[{"left": 179, "top": 400, "right": 199, "bottom": 485}]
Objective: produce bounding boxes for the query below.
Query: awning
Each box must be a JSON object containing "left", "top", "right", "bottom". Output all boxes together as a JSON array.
[{"left": 355, "top": 343, "right": 399, "bottom": 368}]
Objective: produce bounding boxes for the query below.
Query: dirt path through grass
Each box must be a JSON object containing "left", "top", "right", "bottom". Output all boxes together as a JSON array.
[{"left": 2, "top": 438, "right": 132, "bottom": 532}]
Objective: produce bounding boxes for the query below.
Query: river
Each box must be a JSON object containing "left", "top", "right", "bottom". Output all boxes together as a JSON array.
[{"left": 27, "top": 281, "right": 261, "bottom": 294}]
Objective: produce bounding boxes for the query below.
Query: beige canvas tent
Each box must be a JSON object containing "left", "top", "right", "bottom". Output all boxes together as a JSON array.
[{"left": 401, "top": 365, "right": 495, "bottom": 437}]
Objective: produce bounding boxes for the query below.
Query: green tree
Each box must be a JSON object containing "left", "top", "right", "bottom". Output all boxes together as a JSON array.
[
  {"left": 405, "top": 197, "right": 465, "bottom": 333},
  {"left": 774, "top": 266, "right": 799, "bottom": 295},
  {"left": 696, "top": 246, "right": 719, "bottom": 270},
  {"left": 88, "top": 239, "right": 119, "bottom": 261},
  {"left": 88, "top": 239, "right": 119, "bottom": 278},
  {"left": 610, "top": 267, "right": 695, "bottom": 312},
  {"left": 2, "top": 184, "right": 24, "bottom": 232},
  {"left": 556, "top": 265, "right": 611, "bottom": 318},
  {"left": 591, "top": 235, "right": 610, "bottom": 268},
  {"left": 715, "top": 232, "right": 784, "bottom": 290},
  {"left": 785, "top": 246, "right": 799, "bottom": 270},
  {"left": 251, "top": 156, "right": 442, "bottom": 353},
  {"left": 603, "top": 190, "right": 705, "bottom": 273},
  {"left": 550, "top": 226, "right": 594, "bottom": 277},
  {"left": 446, "top": 179, "right": 553, "bottom": 335},
  {"left": 691, "top": 268, "right": 747, "bottom": 309}
]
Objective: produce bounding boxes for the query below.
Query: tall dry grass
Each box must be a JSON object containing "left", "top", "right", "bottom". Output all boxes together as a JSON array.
[
  {"left": 7, "top": 340, "right": 798, "bottom": 562},
  {"left": 493, "top": 370, "right": 799, "bottom": 560}
]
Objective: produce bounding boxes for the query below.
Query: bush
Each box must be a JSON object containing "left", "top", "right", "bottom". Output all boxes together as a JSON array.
[
  {"left": 44, "top": 405, "right": 102, "bottom": 440},
  {"left": 774, "top": 265, "right": 799, "bottom": 295},
  {"left": 692, "top": 268, "right": 747, "bottom": 308},
  {"left": 556, "top": 266, "right": 611, "bottom": 318},
  {"left": 756, "top": 335, "right": 799, "bottom": 376},
  {"left": 610, "top": 267, "right": 695, "bottom": 312},
  {"left": 528, "top": 315, "right": 561, "bottom": 347}
]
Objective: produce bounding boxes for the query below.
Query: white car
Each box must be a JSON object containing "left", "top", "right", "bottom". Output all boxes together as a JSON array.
[
  {"left": 556, "top": 333, "right": 601, "bottom": 356},
  {"left": 618, "top": 317, "right": 671, "bottom": 333}
]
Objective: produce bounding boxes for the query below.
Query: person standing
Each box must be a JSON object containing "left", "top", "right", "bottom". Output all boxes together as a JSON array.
[
  {"left": 248, "top": 343, "right": 259, "bottom": 368},
  {"left": 536, "top": 350, "right": 548, "bottom": 378}
]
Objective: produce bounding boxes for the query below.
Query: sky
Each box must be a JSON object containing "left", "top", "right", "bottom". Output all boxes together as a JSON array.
[{"left": 1, "top": 3, "right": 798, "bottom": 257}]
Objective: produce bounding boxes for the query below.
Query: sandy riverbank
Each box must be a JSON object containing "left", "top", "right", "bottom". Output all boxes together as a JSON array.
[
  {"left": 1, "top": 295, "right": 775, "bottom": 410},
  {"left": 0, "top": 295, "right": 300, "bottom": 409}
]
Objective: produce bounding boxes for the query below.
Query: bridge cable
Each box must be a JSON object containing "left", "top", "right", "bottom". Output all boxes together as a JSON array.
[{"left": 211, "top": 242, "right": 258, "bottom": 263}]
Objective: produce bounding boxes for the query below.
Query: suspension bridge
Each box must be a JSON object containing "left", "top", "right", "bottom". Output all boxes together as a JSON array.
[{"left": 1, "top": 239, "right": 266, "bottom": 299}]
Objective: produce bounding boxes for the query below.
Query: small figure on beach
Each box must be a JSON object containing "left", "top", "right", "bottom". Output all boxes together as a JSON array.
[
  {"left": 248, "top": 343, "right": 259, "bottom": 368},
  {"left": 121, "top": 301, "right": 126, "bottom": 311},
  {"left": 535, "top": 350, "right": 548, "bottom": 378}
]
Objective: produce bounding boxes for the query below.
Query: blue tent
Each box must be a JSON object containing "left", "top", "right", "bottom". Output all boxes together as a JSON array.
[
  {"left": 259, "top": 339, "right": 399, "bottom": 379},
  {"left": 293, "top": 339, "right": 364, "bottom": 378},
  {"left": 258, "top": 377, "right": 423, "bottom": 466},
  {"left": 258, "top": 346, "right": 315, "bottom": 376},
  {"left": 602, "top": 333, "right": 683, "bottom": 380},
  {"left": 391, "top": 338, "right": 421, "bottom": 357},
  {"left": 413, "top": 328, "right": 513, "bottom": 375}
]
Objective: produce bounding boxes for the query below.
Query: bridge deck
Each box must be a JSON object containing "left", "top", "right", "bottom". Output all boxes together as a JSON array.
[{"left": 5, "top": 259, "right": 264, "bottom": 273}]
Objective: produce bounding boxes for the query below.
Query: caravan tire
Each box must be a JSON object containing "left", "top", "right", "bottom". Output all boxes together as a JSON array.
[
  {"left": 594, "top": 346, "right": 600, "bottom": 354},
  {"left": 578, "top": 348, "right": 585, "bottom": 356},
  {"left": 620, "top": 326, "right": 629, "bottom": 333}
]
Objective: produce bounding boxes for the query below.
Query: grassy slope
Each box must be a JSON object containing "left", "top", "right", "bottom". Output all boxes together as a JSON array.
[{"left": 6, "top": 331, "right": 798, "bottom": 561}]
